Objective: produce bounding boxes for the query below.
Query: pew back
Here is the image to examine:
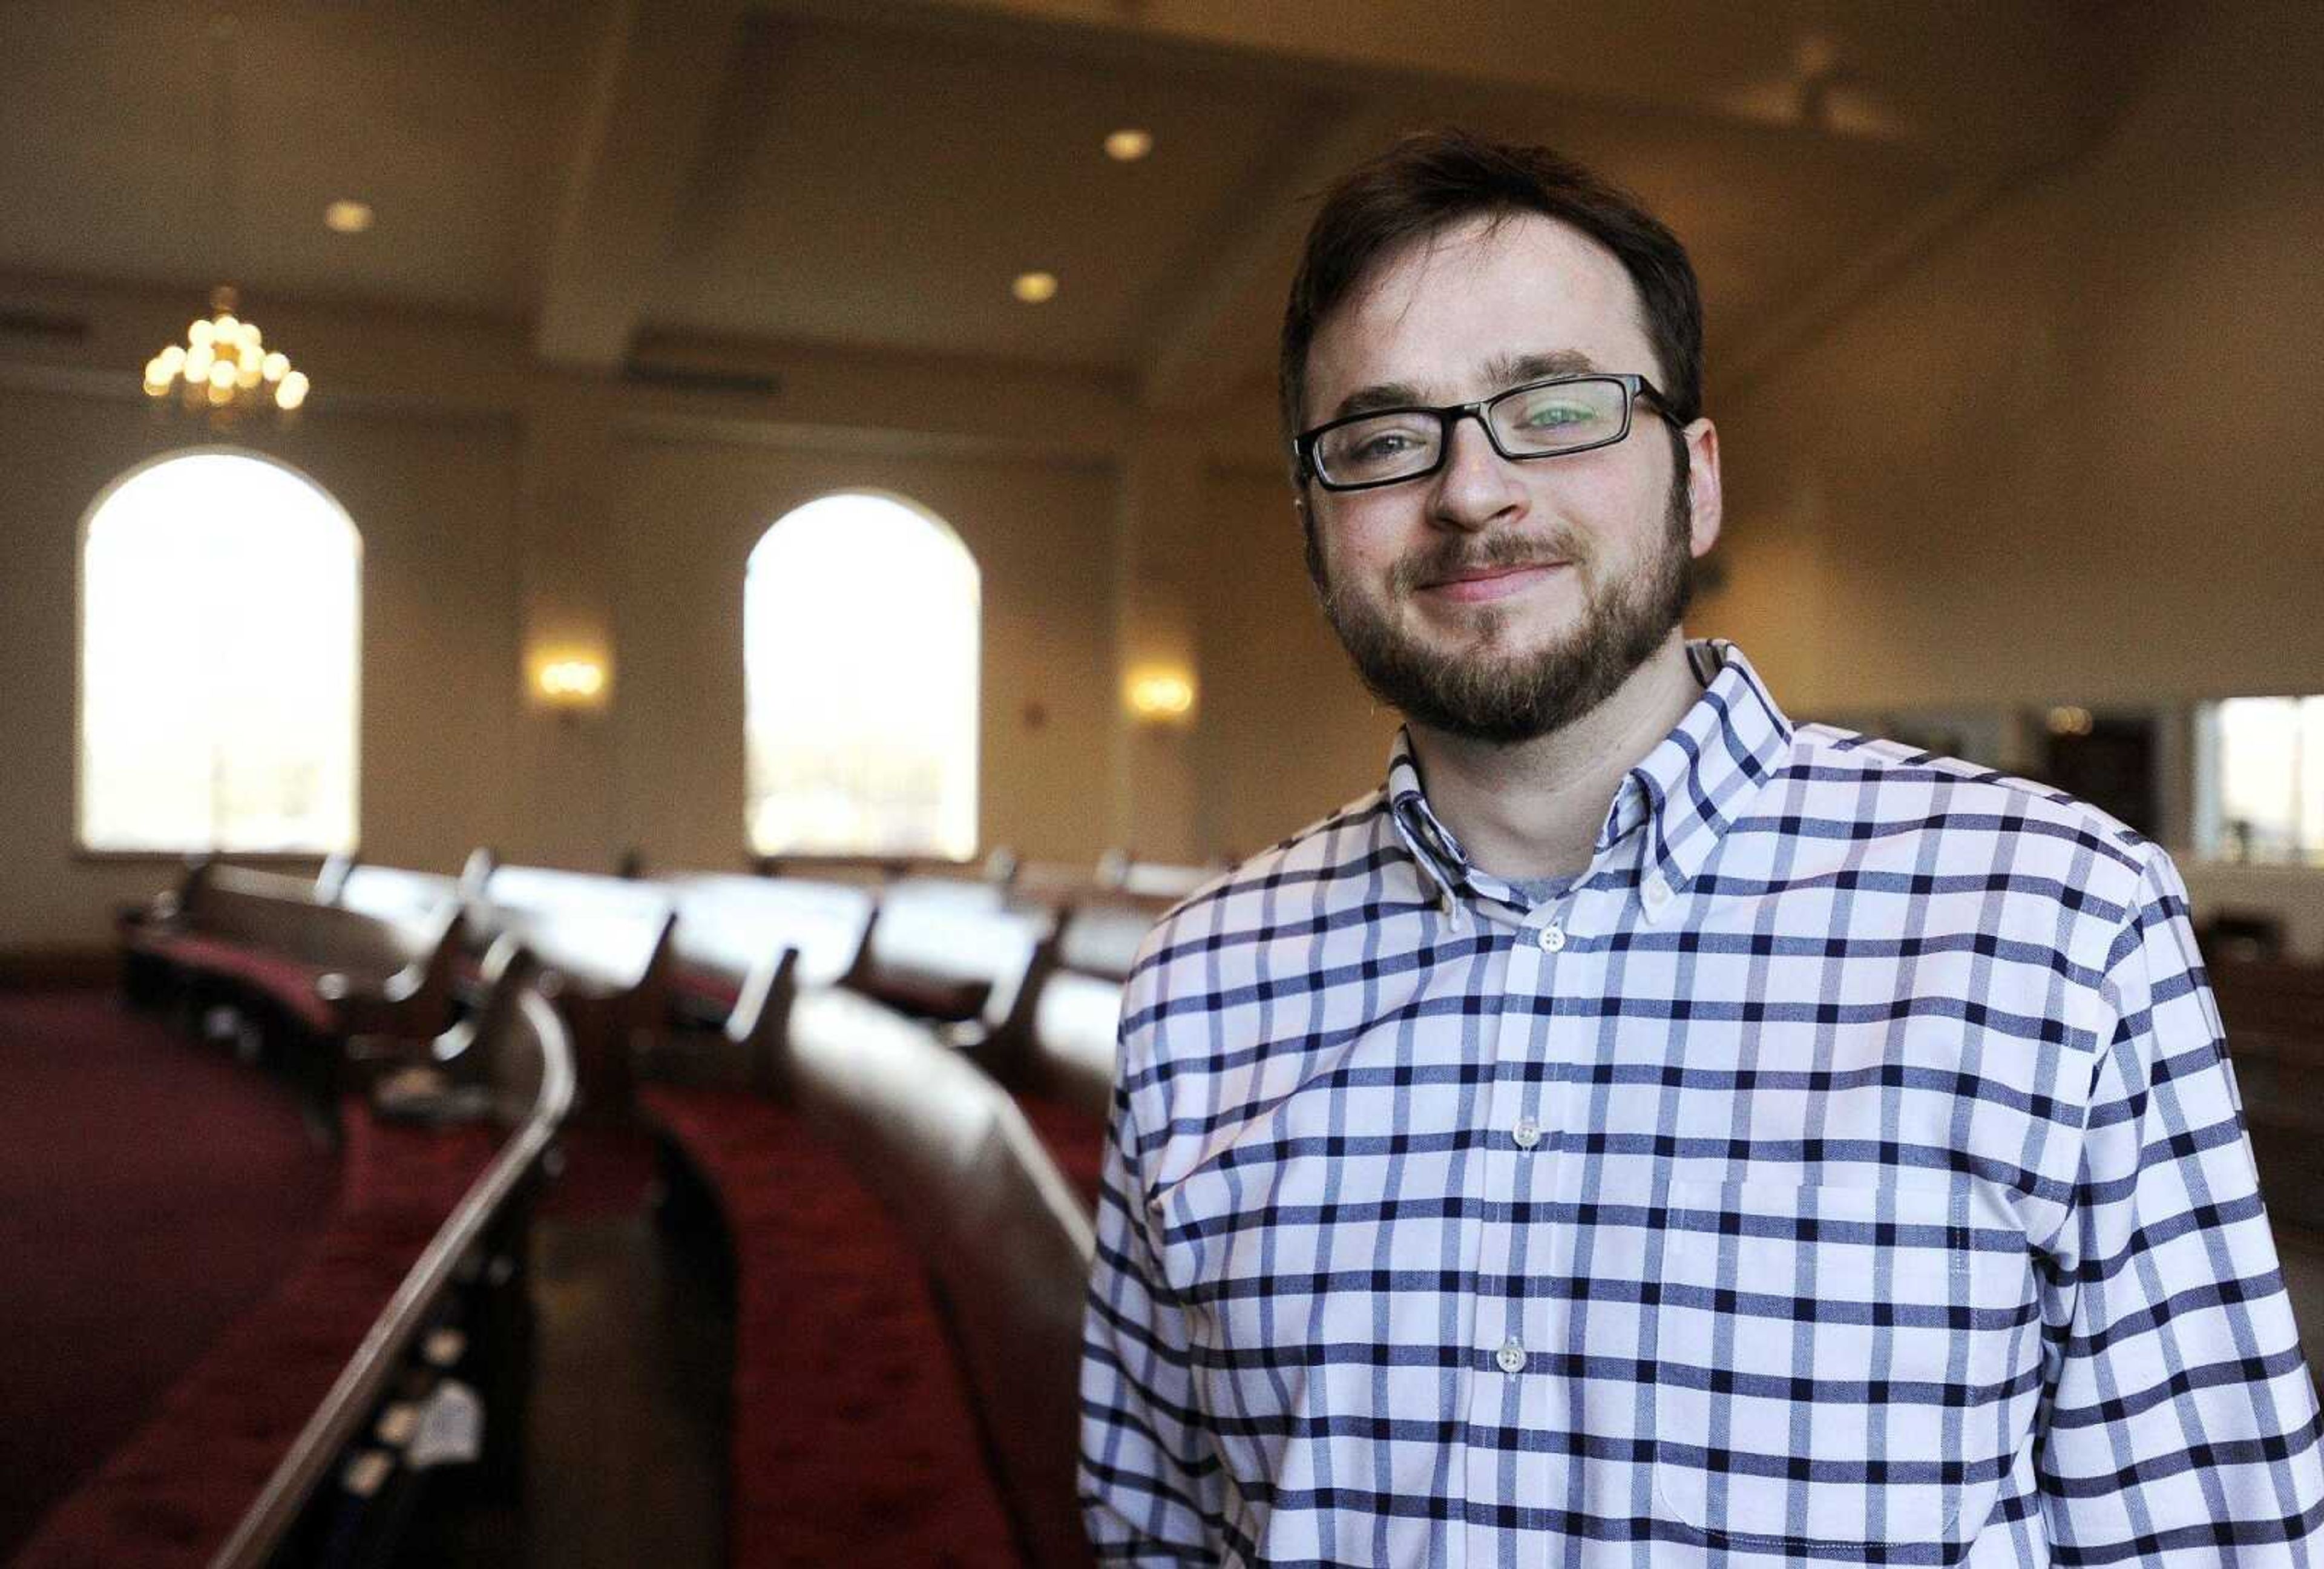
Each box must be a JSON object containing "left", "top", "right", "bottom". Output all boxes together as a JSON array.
[
  {"left": 850, "top": 875, "right": 1057, "bottom": 1034},
  {"left": 668, "top": 873, "right": 876, "bottom": 993},
  {"left": 336, "top": 864, "right": 462, "bottom": 928},
  {"left": 471, "top": 865, "right": 675, "bottom": 997},
  {"left": 195, "top": 864, "right": 430, "bottom": 978},
  {"left": 786, "top": 988, "right": 1095, "bottom": 1569},
  {"left": 1012, "top": 894, "right": 1166, "bottom": 1119}
]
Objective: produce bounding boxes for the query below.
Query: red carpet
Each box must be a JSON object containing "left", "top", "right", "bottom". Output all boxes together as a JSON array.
[
  {"left": 642, "top": 1086, "right": 1021, "bottom": 1567},
  {"left": 539, "top": 1119, "right": 661, "bottom": 1219},
  {"left": 0, "top": 990, "right": 341, "bottom": 1560}
]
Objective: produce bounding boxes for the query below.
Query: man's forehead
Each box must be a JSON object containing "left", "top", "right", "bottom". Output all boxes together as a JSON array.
[{"left": 1307, "top": 211, "right": 1651, "bottom": 410}]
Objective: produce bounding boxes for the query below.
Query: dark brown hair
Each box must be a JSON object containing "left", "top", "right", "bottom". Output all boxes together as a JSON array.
[{"left": 1279, "top": 128, "right": 1704, "bottom": 461}]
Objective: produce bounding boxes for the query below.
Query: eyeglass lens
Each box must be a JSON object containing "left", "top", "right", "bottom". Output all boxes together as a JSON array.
[{"left": 1315, "top": 377, "right": 1630, "bottom": 486}]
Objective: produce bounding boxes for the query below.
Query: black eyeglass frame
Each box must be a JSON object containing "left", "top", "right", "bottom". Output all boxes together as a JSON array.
[{"left": 1292, "top": 372, "right": 1683, "bottom": 493}]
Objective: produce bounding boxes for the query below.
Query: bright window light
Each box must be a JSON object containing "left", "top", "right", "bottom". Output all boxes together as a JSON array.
[
  {"left": 2204, "top": 696, "right": 2324, "bottom": 864},
  {"left": 744, "top": 492, "right": 978, "bottom": 860},
  {"left": 79, "top": 450, "right": 360, "bottom": 854}
]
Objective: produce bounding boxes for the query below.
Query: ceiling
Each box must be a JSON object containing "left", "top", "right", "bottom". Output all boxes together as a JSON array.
[{"left": 0, "top": 0, "right": 2155, "bottom": 412}]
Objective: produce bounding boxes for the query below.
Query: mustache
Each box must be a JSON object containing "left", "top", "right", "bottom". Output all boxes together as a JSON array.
[{"left": 1391, "top": 530, "right": 1584, "bottom": 594}]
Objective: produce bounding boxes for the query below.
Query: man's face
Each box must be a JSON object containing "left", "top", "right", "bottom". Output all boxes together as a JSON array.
[{"left": 1299, "top": 212, "right": 1719, "bottom": 745}]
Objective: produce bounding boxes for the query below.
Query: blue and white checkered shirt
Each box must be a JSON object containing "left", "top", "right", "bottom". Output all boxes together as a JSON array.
[{"left": 1081, "top": 639, "right": 2324, "bottom": 1566}]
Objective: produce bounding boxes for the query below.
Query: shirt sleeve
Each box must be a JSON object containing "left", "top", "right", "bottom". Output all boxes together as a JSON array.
[
  {"left": 1079, "top": 1060, "right": 1221, "bottom": 1564},
  {"left": 2038, "top": 847, "right": 2324, "bottom": 1560}
]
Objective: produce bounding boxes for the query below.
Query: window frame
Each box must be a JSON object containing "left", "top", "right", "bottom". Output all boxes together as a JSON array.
[
  {"left": 73, "top": 444, "right": 364, "bottom": 860},
  {"left": 740, "top": 486, "right": 982, "bottom": 863}
]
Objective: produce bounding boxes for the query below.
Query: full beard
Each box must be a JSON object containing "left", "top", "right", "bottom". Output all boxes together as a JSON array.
[{"left": 1319, "top": 483, "right": 1693, "bottom": 746}]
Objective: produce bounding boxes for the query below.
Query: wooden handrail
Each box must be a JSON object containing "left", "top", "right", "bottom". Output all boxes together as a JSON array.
[{"left": 208, "top": 977, "right": 574, "bottom": 1569}]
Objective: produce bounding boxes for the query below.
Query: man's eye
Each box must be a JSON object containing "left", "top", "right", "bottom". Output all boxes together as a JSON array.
[
  {"left": 1350, "top": 430, "right": 1423, "bottom": 461},
  {"left": 1515, "top": 401, "right": 1592, "bottom": 429}
]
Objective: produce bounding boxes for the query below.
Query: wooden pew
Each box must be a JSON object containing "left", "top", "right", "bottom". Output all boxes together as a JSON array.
[
  {"left": 465, "top": 864, "right": 678, "bottom": 1117},
  {"left": 335, "top": 862, "right": 463, "bottom": 929},
  {"left": 966, "top": 890, "right": 1168, "bottom": 1207},
  {"left": 16, "top": 941, "right": 574, "bottom": 1569},
  {"left": 2211, "top": 954, "right": 2324, "bottom": 1229},
  {"left": 787, "top": 987, "right": 1097, "bottom": 1569},
  {"left": 1093, "top": 849, "right": 1223, "bottom": 903},
  {"left": 646, "top": 872, "right": 878, "bottom": 1093},
  {"left": 843, "top": 874, "right": 1059, "bottom": 1045},
  {"left": 118, "top": 860, "right": 466, "bottom": 1099}
]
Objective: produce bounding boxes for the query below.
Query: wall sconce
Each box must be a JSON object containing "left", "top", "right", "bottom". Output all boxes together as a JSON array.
[
  {"left": 533, "top": 651, "right": 611, "bottom": 714},
  {"left": 1126, "top": 667, "right": 1196, "bottom": 726}
]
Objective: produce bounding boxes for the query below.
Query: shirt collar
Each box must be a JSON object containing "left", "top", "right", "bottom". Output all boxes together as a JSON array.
[{"left": 1384, "top": 639, "right": 1794, "bottom": 910}]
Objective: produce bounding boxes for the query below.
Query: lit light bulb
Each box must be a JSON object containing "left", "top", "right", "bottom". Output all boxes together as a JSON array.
[
  {"left": 188, "top": 319, "right": 214, "bottom": 347},
  {"left": 208, "top": 358, "right": 235, "bottom": 390},
  {"left": 215, "top": 313, "right": 239, "bottom": 337},
  {"left": 143, "top": 360, "right": 171, "bottom": 396},
  {"left": 1103, "top": 128, "right": 1154, "bottom": 162},
  {"left": 1127, "top": 669, "right": 1196, "bottom": 720},
  {"left": 157, "top": 344, "right": 186, "bottom": 375},
  {"left": 275, "top": 370, "right": 310, "bottom": 410},
  {"left": 1011, "top": 271, "right": 1059, "bottom": 304},
  {"left": 185, "top": 344, "right": 215, "bottom": 381},
  {"left": 261, "top": 351, "right": 288, "bottom": 382}
]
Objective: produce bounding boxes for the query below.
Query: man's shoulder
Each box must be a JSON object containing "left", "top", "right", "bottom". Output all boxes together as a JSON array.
[
  {"left": 1136, "top": 786, "right": 1397, "bottom": 953},
  {"left": 1781, "top": 720, "right": 2161, "bottom": 895}
]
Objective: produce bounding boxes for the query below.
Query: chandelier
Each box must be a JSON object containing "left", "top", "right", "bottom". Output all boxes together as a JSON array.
[
  {"left": 140, "top": 16, "right": 309, "bottom": 423},
  {"left": 143, "top": 285, "right": 309, "bottom": 418}
]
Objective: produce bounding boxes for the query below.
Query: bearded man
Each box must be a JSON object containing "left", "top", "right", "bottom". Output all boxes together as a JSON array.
[{"left": 1078, "top": 128, "right": 2324, "bottom": 1565}]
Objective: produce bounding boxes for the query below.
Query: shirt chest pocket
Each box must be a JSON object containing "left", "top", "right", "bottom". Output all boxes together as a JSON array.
[{"left": 1650, "top": 1179, "right": 2018, "bottom": 1551}]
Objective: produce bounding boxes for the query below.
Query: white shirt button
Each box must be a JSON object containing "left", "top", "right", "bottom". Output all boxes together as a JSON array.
[
  {"left": 1641, "top": 873, "right": 1672, "bottom": 913},
  {"left": 1512, "top": 1117, "right": 1541, "bottom": 1150},
  {"left": 1535, "top": 923, "right": 1566, "bottom": 953},
  {"left": 1495, "top": 1339, "right": 1527, "bottom": 1375}
]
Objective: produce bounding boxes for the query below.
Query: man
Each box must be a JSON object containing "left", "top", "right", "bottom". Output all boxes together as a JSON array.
[{"left": 1079, "top": 128, "right": 2324, "bottom": 1565}]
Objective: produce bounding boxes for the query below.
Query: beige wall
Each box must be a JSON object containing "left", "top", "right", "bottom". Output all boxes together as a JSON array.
[
  {"left": 1704, "top": 0, "right": 2324, "bottom": 715},
  {"left": 1690, "top": 0, "right": 2324, "bottom": 934},
  {"left": 1183, "top": 467, "right": 1394, "bottom": 859}
]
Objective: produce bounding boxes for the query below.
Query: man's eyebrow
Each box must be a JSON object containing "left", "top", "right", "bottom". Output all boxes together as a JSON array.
[
  {"left": 1328, "top": 381, "right": 1428, "bottom": 421},
  {"left": 1325, "top": 350, "right": 1606, "bottom": 423},
  {"left": 1483, "top": 348, "right": 1601, "bottom": 387}
]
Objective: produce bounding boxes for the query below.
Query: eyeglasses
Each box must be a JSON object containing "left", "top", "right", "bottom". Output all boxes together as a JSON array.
[{"left": 1293, "top": 372, "right": 1681, "bottom": 492}]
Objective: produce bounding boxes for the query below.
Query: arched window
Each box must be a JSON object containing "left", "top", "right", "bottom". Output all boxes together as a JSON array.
[
  {"left": 744, "top": 492, "right": 979, "bottom": 860},
  {"left": 79, "top": 450, "right": 360, "bottom": 854}
]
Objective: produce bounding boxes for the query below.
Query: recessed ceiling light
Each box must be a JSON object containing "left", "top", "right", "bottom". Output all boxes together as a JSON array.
[
  {"left": 1103, "top": 128, "right": 1154, "bottom": 163},
  {"left": 324, "top": 199, "right": 373, "bottom": 234},
  {"left": 1012, "top": 271, "right": 1059, "bottom": 304}
]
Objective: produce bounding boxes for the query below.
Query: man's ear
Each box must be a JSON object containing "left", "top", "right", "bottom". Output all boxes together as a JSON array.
[{"left": 1684, "top": 418, "right": 1722, "bottom": 559}]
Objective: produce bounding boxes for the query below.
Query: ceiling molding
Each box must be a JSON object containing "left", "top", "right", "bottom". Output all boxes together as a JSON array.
[
  {"left": 875, "top": 0, "right": 2098, "bottom": 164},
  {"left": 534, "top": 0, "right": 755, "bottom": 369},
  {"left": 1136, "top": 104, "right": 1402, "bottom": 415}
]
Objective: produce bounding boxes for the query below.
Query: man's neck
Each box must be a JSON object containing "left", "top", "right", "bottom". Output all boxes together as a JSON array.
[{"left": 1406, "top": 633, "right": 1705, "bottom": 883}]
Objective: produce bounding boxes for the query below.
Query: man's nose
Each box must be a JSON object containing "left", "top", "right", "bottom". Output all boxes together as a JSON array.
[{"left": 1426, "top": 413, "right": 1524, "bottom": 532}]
